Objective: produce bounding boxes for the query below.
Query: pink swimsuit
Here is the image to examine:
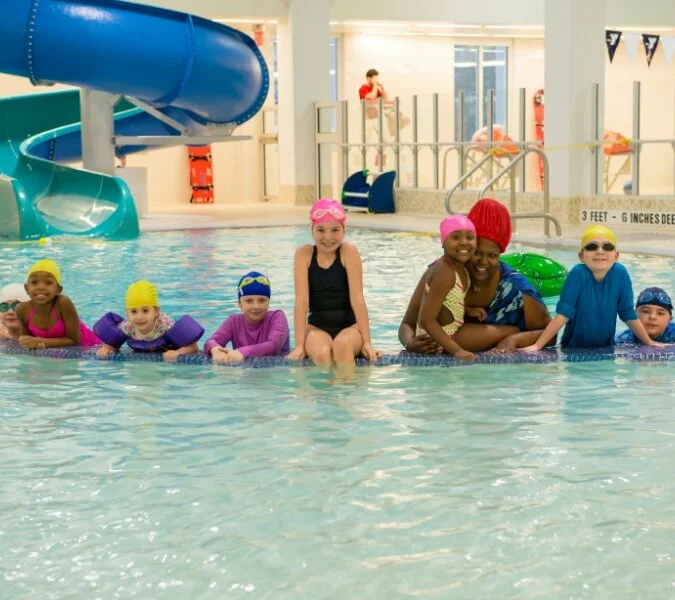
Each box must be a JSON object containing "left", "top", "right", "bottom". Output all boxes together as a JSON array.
[{"left": 27, "top": 306, "right": 101, "bottom": 347}]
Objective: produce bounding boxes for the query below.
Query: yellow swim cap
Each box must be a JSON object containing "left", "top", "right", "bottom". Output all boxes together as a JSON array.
[
  {"left": 581, "top": 225, "right": 617, "bottom": 249},
  {"left": 27, "top": 259, "right": 62, "bottom": 285},
  {"left": 125, "top": 280, "right": 159, "bottom": 309}
]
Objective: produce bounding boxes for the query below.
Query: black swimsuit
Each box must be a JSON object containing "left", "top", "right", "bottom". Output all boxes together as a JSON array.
[{"left": 308, "top": 246, "right": 356, "bottom": 338}]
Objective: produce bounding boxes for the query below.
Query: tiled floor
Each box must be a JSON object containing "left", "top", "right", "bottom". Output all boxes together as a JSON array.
[{"left": 140, "top": 203, "right": 675, "bottom": 257}]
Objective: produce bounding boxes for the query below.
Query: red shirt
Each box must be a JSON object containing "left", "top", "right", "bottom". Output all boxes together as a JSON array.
[{"left": 358, "top": 84, "right": 384, "bottom": 100}]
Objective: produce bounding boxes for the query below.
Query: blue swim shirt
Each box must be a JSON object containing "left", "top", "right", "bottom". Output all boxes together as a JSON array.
[
  {"left": 556, "top": 263, "right": 637, "bottom": 348},
  {"left": 616, "top": 321, "right": 675, "bottom": 344}
]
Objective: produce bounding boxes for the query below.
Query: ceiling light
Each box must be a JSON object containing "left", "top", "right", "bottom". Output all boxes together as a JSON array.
[
  {"left": 415, "top": 23, "right": 482, "bottom": 29},
  {"left": 491, "top": 34, "right": 545, "bottom": 38},
  {"left": 485, "top": 25, "right": 544, "bottom": 30},
  {"left": 360, "top": 31, "right": 423, "bottom": 36},
  {"left": 429, "top": 33, "right": 491, "bottom": 38},
  {"left": 343, "top": 21, "right": 408, "bottom": 27}
]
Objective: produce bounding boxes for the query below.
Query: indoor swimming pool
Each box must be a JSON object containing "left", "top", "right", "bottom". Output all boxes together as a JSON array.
[{"left": 1, "top": 227, "right": 674, "bottom": 598}]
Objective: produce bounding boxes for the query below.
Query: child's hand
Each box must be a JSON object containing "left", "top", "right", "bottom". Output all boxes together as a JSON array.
[
  {"left": 646, "top": 340, "right": 668, "bottom": 348},
  {"left": 287, "top": 347, "right": 306, "bottom": 361},
  {"left": 19, "top": 336, "right": 44, "bottom": 350},
  {"left": 211, "top": 346, "right": 230, "bottom": 364},
  {"left": 466, "top": 306, "right": 488, "bottom": 321},
  {"left": 96, "top": 344, "right": 117, "bottom": 358},
  {"left": 227, "top": 350, "right": 245, "bottom": 363},
  {"left": 405, "top": 333, "right": 442, "bottom": 354},
  {"left": 162, "top": 349, "right": 180, "bottom": 362},
  {"left": 492, "top": 336, "right": 519, "bottom": 353},
  {"left": 361, "top": 343, "right": 383, "bottom": 362},
  {"left": 521, "top": 344, "right": 541, "bottom": 353},
  {"left": 454, "top": 349, "right": 477, "bottom": 362}
]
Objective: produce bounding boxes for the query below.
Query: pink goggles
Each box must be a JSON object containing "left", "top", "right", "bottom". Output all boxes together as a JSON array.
[{"left": 309, "top": 199, "right": 346, "bottom": 225}]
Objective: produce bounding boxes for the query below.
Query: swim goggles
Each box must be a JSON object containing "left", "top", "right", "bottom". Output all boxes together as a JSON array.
[
  {"left": 238, "top": 275, "right": 270, "bottom": 293},
  {"left": 0, "top": 301, "right": 20, "bottom": 312},
  {"left": 637, "top": 289, "right": 672, "bottom": 308},
  {"left": 583, "top": 242, "right": 615, "bottom": 252},
  {"left": 310, "top": 207, "right": 346, "bottom": 221}
]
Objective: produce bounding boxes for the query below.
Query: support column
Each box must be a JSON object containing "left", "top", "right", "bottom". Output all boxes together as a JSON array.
[
  {"left": 277, "top": 0, "right": 331, "bottom": 205},
  {"left": 80, "top": 89, "right": 117, "bottom": 176},
  {"left": 545, "top": 0, "right": 605, "bottom": 203}
]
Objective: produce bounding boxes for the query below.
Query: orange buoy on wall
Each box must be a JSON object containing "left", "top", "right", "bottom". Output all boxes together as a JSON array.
[{"left": 188, "top": 145, "right": 214, "bottom": 204}]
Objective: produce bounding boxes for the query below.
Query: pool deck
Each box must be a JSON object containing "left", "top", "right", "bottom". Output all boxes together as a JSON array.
[{"left": 139, "top": 203, "right": 675, "bottom": 258}]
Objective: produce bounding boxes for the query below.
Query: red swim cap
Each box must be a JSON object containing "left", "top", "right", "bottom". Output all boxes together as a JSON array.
[{"left": 467, "top": 198, "right": 512, "bottom": 253}]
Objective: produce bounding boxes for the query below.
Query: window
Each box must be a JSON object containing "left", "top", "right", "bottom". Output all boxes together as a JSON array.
[{"left": 454, "top": 45, "right": 508, "bottom": 141}]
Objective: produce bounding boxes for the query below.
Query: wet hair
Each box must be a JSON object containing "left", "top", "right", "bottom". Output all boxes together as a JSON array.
[{"left": 366, "top": 69, "right": 379, "bottom": 78}]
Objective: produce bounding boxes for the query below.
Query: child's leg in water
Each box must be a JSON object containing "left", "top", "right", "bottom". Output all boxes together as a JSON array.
[
  {"left": 304, "top": 326, "right": 335, "bottom": 366},
  {"left": 332, "top": 326, "right": 363, "bottom": 367}
]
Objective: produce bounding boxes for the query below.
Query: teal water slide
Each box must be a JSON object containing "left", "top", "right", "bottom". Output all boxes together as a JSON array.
[
  {"left": 0, "top": 0, "right": 269, "bottom": 240},
  {"left": 0, "top": 91, "right": 140, "bottom": 239}
]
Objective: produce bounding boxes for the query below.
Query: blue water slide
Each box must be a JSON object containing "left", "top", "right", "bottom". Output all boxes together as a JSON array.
[{"left": 0, "top": 0, "right": 269, "bottom": 239}]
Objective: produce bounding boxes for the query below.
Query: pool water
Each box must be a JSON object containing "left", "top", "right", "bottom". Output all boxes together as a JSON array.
[{"left": 1, "top": 228, "right": 674, "bottom": 598}]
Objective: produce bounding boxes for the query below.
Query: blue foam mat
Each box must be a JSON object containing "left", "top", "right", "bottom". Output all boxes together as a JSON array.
[{"left": 1, "top": 341, "right": 674, "bottom": 368}]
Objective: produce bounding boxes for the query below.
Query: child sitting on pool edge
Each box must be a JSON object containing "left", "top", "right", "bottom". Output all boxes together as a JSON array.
[
  {"left": 524, "top": 226, "right": 664, "bottom": 351},
  {"left": 287, "top": 198, "right": 382, "bottom": 367},
  {"left": 615, "top": 287, "right": 675, "bottom": 343},
  {"left": 94, "top": 280, "right": 204, "bottom": 361},
  {"left": 204, "top": 271, "right": 290, "bottom": 364},
  {"left": 417, "top": 215, "right": 480, "bottom": 362}
]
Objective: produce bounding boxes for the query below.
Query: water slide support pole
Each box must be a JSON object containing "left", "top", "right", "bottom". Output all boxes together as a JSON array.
[{"left": 80, "top": 89, "right": 117, "bottom": 176}]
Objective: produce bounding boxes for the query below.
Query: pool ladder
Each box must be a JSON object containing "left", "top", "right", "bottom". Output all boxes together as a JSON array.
[{"left": 443, "top": 146, "right": 562, "bottom": 238}]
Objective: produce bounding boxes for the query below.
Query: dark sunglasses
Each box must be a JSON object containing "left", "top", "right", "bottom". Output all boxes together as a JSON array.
[
  {"left": 583, "top": 242, "right": 616, "bottom": 252},
  {"left": 637, "top": 290, "right": 672, "bottom": 306},
  {"left": 0, "top": 301, "right": 20, "bottom": 312}
]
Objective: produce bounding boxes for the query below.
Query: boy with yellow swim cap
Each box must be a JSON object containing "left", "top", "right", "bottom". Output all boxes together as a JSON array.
[
  {"left": 94, "top": 280, "right": 204, "bottom": 361},
  {"left": 524, "top": 226, "right": 663, "bottom": 350}
]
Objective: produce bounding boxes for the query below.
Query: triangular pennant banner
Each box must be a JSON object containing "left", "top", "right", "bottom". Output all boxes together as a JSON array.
[
  {"left": 662, "top": 35, "right": 675, "bottom": 65},
  {"left": 623, "top": 32, "right": 640, "bottom": 63},
  {"left": 605, "top": 30, "right": 622, "bottom": 63},
  {"left": 642, "top": 34, "right": 660, "bottom": 66}
]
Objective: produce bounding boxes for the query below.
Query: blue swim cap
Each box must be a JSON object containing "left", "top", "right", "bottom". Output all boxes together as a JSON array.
[
  {"left": 237, "top": 271, "right": 271, "bottom": 299},
  {"left": 636, "top": 287, "right": 672, "bottom": 314}
]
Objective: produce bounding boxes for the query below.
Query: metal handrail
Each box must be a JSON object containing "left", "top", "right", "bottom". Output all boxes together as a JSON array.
[
  {"left": 443, "top": 153, "right": 494, "bottom": 213},
  {"left": 441, "top": 144, "right": 462, "bottom": 188},
  {"left": 477, "top": 147, "right": 561, "bottom": 237}
]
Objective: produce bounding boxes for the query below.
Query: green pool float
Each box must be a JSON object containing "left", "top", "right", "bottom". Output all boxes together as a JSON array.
[{"left": 501, "top": 253, "right": 567, "bottom": 298}]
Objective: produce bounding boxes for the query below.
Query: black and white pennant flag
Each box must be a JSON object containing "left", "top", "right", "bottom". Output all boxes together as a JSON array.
[
  {"left": 605, "top": 30, "right": 622, "bottom": 63},
  {"left": 642, "top": 34, "right": 660, "bottom": 67}
]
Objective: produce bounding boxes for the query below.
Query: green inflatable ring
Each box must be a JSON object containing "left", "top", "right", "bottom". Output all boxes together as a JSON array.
[{"left": 501, "top": 253, "right": 567, "bottom": 298}]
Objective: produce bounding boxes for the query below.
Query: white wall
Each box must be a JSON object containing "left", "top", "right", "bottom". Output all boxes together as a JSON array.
[
  {"left": 340, "top": 32, "right": 674, "bottom": 194},
  {"left": 136, "top": 0, "right": 675, "bottom": 28}
]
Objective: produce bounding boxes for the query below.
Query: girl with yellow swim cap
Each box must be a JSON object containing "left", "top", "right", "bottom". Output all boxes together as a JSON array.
[{"left": 16, "top": 259, "right": 101, "bottom": 350}]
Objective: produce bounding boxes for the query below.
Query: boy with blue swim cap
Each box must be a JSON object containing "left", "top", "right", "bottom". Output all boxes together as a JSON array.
[
  {"left": 616, "top": 287, "right": 675, "bottom": 343},
  {"left": 523, "top": 226, "right": 665, "bottom": 350},
  {"left": 204, "top": 270, "right": 290, "bottom": 364}
]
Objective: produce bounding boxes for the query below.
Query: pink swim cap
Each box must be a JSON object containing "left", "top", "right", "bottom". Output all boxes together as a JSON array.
[
  {"left": 309, "top": 198, "right": 346, "bottom": 225},
  {"left": 440, "top": 215, "right": 476, "bottom": 245}
]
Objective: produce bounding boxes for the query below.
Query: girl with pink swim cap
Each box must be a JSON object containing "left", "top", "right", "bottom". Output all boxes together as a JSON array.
[
  {"left": 287, "top": 198, "right": 382, "bottom": 368},
  {"left": 417, "top": 215, "right": 481, "bottom": 362}
]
